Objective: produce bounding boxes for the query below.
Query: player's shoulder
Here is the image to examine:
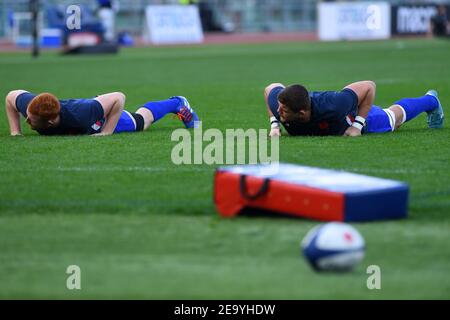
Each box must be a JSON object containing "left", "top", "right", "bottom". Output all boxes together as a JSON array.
[
  {"left": 9, "top": 90, "right": 33, "bottom": 103},
  {"left": 7, "top": 89, "right": 29, "bottom": 97},
  {"left": 13, "top": 91, "right": 37, "bottom": 116}
]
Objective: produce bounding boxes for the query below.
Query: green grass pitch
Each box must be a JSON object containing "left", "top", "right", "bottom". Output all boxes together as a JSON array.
[{"left": 0, "top": 39, "right": 449, "bottom": 299}]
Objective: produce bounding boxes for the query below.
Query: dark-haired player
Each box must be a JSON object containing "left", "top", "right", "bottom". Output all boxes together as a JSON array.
[
  {"left": 264, "top": 81, "right": 444, "bottom": 137},
  {"left": 5, "top": 90, "right": 199, "bottom": 136}
]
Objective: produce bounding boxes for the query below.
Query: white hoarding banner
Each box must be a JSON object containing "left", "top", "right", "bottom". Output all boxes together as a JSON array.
[
  {"left": 318, "top": 2, "right": 391, "bottom": 41},
  {"left": 145, "top": 5, "right": 204, "bottom": 45}
]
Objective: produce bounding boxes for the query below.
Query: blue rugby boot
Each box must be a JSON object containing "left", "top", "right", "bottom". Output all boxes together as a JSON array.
[
  {"left": 426, "top": 90, "right": 444, "bottom": 129},
  {"left": 172, "top": 96, "right": 200, "bottom": 129}
]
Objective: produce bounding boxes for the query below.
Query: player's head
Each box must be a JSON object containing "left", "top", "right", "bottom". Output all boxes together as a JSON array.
[
  {"left": 26, "top": 93, "right": 60, "bottom": 130},
  {"left": 277, "top": 84, "right": 311, "bottom": 123}
]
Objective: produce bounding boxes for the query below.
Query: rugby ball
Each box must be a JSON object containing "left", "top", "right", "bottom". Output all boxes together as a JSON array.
[{"left": 301, "top": 222, "right": 365, "bottom": 272}]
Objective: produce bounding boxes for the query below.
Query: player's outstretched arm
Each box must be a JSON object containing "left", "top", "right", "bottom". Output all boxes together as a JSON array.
[
  {"left": 5, "top": 90, "right": 27, "bottom": 136},
  {"left": 264, "top": 83, "right": 285, "bottom": 137},
  {"left": 344, "top": 81, "right": 376, "bottom": 136},
  {"left": 94, "top": 92, "right": 126, "bottom": 135}
]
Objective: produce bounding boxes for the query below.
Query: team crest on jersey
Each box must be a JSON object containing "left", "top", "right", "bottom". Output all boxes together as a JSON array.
[{"left": 91, "top": 121, "right": 102, "bottom": 131}]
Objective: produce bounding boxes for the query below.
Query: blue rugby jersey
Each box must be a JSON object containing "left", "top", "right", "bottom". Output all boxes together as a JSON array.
[
  {"left": 15, "top": 92, "right": 105, "bottom": 135},
  {"left": 268, "top": 86, "right": 359, "bottom": 136}
]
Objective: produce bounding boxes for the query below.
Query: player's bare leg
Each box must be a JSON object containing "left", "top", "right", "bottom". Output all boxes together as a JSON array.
[
  {"left": 388, "top": 104, "right": 405, "bottom": 130},
  {"left": 135, "top": 107, "right": 154, "bottom": 130}
]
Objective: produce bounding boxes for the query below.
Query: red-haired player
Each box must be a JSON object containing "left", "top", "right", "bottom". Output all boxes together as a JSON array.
[{"left": 5, "top": 90, "right": 200, "bottom": 136}]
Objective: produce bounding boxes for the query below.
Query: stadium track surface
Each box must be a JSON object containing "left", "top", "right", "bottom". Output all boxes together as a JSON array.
[{"left": 0, "top": 32, "right": 318, "bottom": 52}]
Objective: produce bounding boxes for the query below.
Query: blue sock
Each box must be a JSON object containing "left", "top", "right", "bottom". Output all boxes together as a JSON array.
[
  {"left": 395, "top": 95, "right": 439, "bottom": 122},
  {"left": 141, "top": 98, "right": 181, "bottom": 122}
]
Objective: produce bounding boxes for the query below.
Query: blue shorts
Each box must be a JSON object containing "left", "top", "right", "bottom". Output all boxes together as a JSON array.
[{"left": 365, "top": 106, "right": 395, "bottom": 133}]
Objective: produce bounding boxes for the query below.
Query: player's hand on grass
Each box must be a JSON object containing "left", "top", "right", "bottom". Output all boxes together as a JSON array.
[
  {"left": 344, "top": 126, "right": 362, "bottom": 137},
  {"left": 269, "top": 127, "right": 281, "bottom": 137}
]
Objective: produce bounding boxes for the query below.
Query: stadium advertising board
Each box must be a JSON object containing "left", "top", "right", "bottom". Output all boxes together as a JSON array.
[
  {"left": 391, "top": 4, "right": 449, "bottom": 35},
  {"left": 144, "top": 5, "right": 204, "bottom": 45},
  {"left": 318, "top": 2, "right": 391, "bottom": 41}
]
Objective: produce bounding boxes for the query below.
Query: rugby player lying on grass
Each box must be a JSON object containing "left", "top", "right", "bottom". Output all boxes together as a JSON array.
[
  {"left": 5, "top": 90, "right": 200, "bottom": 136},
  {"left": 264, "top": 81, "right": 444, "bottom": 137}
]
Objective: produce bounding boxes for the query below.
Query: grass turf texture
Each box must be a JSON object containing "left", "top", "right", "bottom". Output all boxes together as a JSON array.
[{"left": 0, "top": 39, "right": 449, "bottom": 299}]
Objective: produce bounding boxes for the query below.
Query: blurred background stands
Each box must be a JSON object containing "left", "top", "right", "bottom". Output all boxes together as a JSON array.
[{"left": 0, "top": 0, "right": 449, "bottom": 41}]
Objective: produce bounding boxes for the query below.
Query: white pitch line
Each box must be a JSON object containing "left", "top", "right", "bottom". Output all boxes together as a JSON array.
[{"left": 0, "top": 166, "right": 439, "bottom": 175}]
